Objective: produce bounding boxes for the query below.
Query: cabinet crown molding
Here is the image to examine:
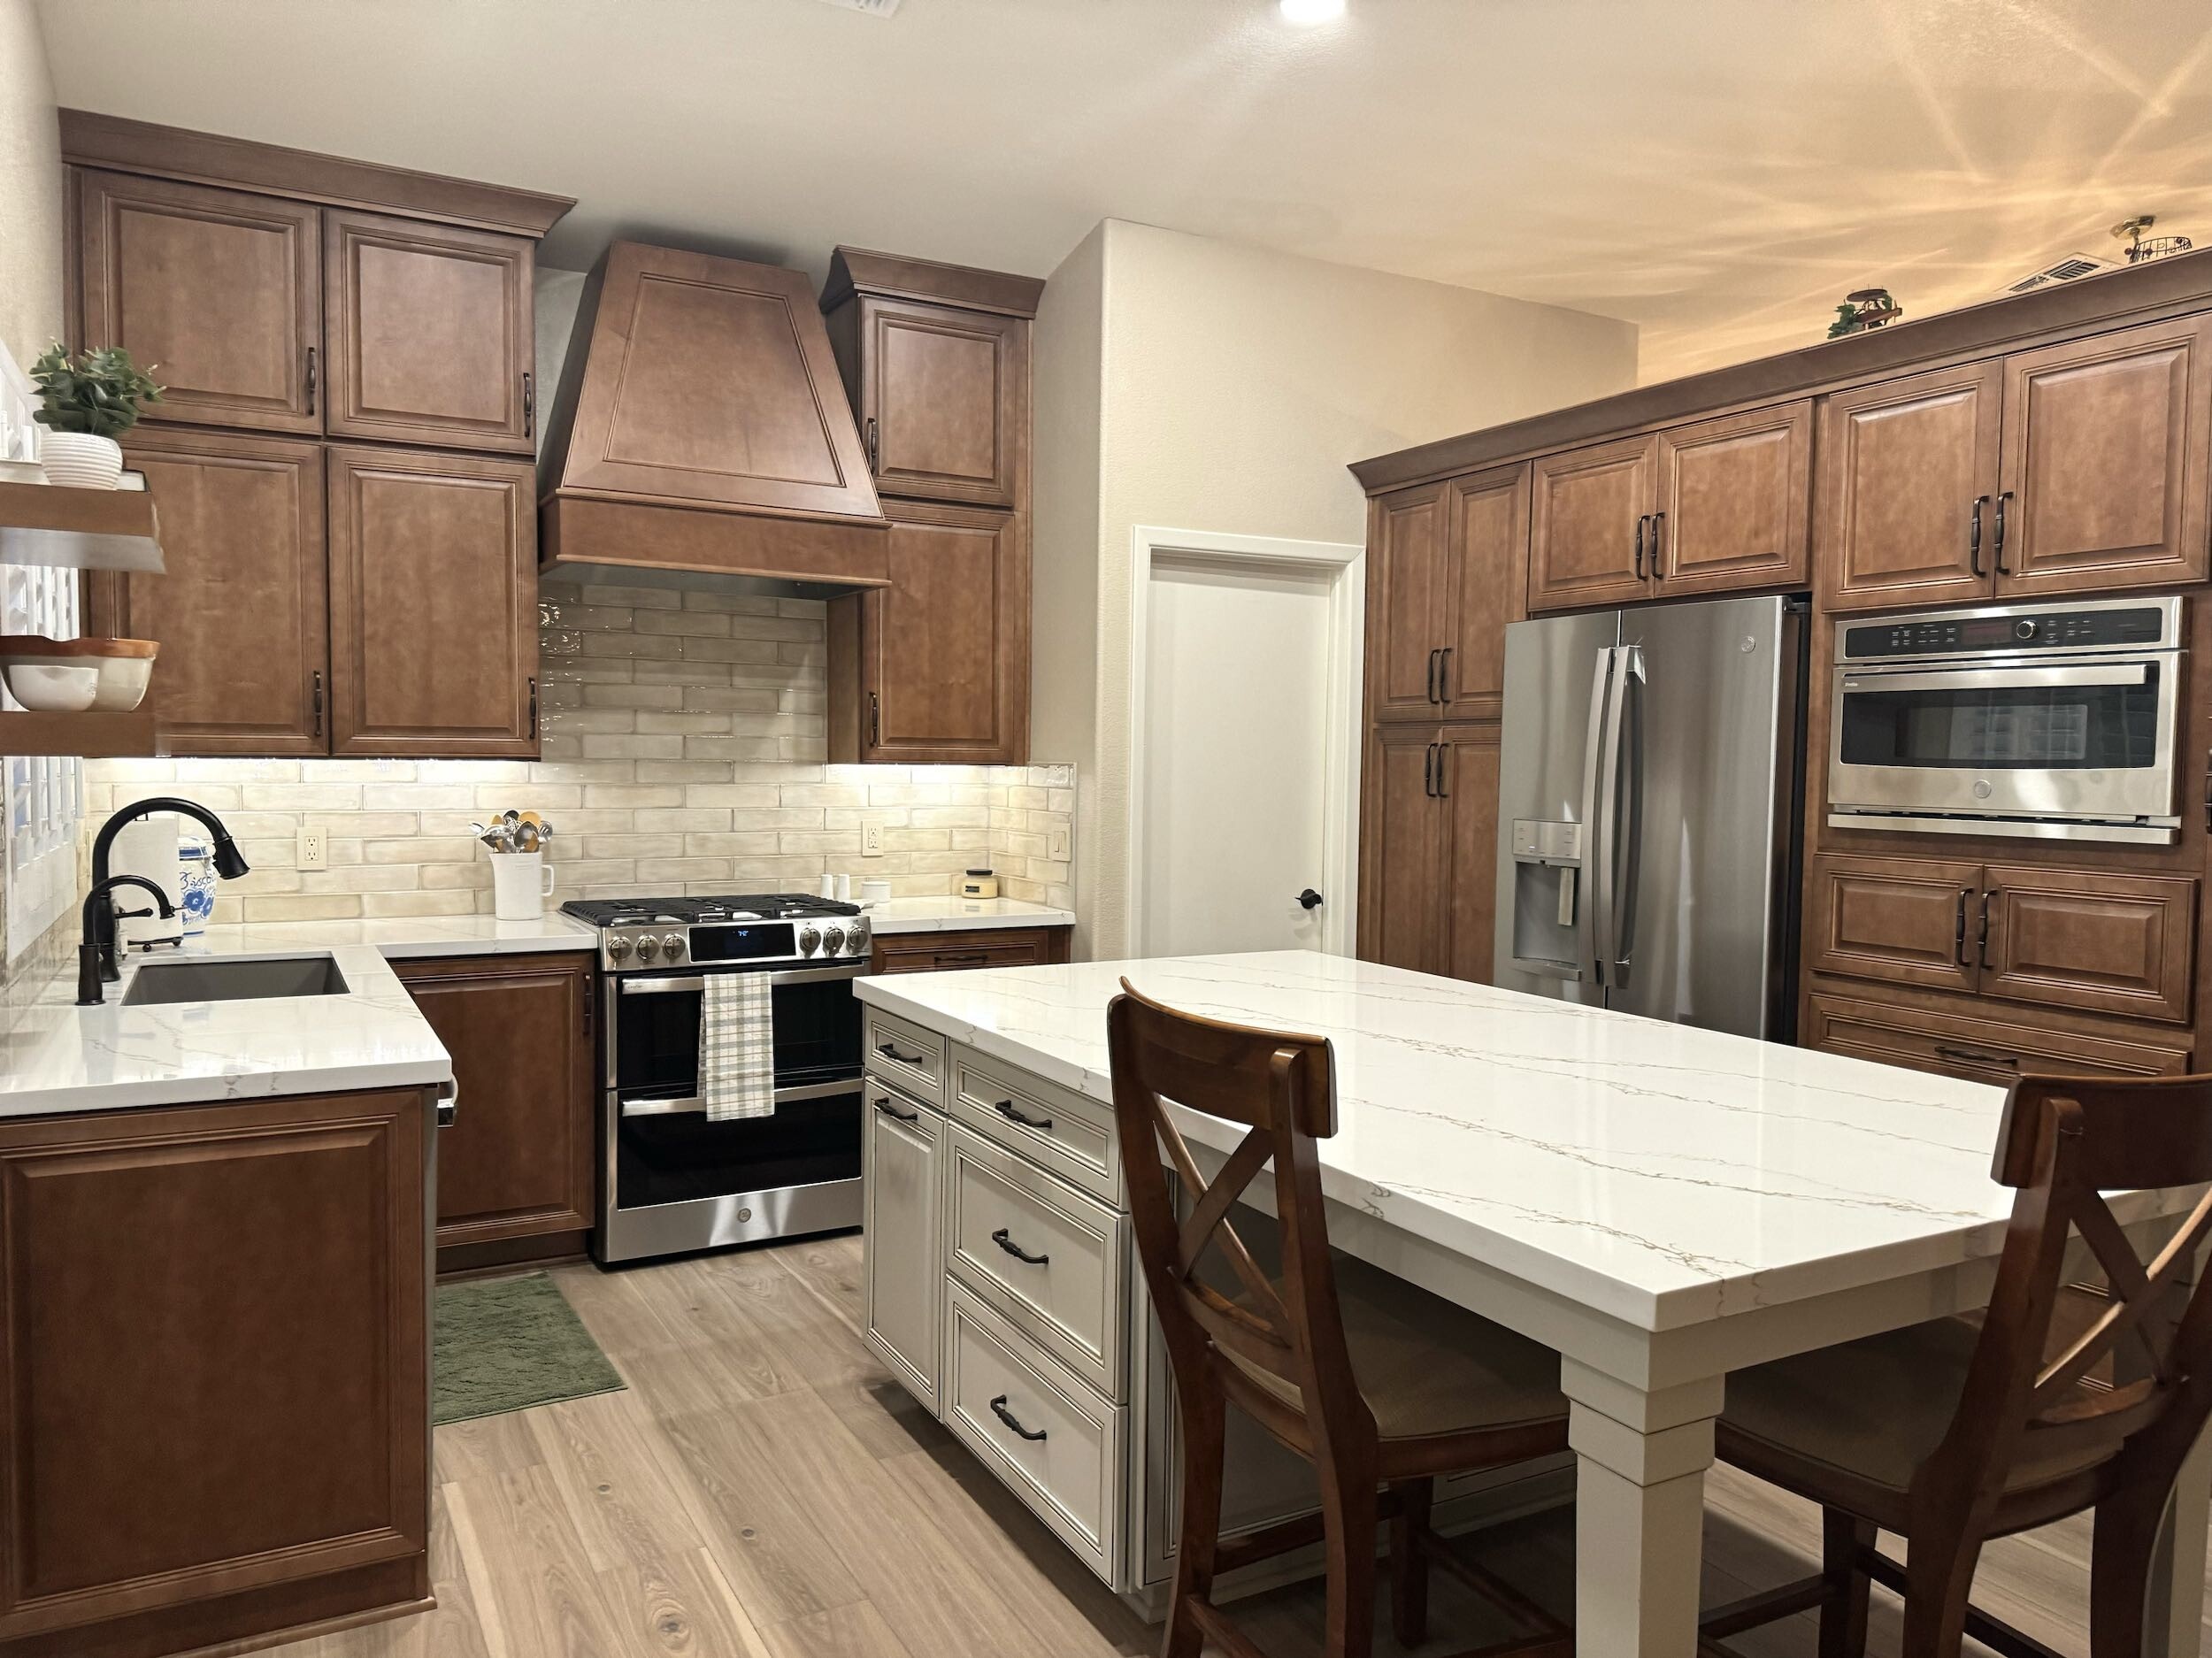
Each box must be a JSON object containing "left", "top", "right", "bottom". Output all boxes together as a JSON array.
[{"left": 822, "top": 246, "right": 1046, "bottom": 319}]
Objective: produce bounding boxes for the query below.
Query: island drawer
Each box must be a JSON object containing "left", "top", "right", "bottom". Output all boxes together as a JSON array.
[
  {"left": 942, "top": 1278, "right": 1127, "bottom": 1588},
  {"left": 950, "top": 1046, "right": 1121, "bottom": 1205},
  {"left": 1804, "top": 989, "right": 2193, "bottom": 1086},
  {"left": 864, "top": 1007, "right": 946, "bottom": 1105},
  {"left": 946, "top": 1122, "right": 1129, "bottom": 1399}
]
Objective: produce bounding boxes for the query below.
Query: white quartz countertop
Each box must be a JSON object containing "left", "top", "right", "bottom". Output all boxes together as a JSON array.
[
  {"left": 862, "top": 896, "right": 1073, "bottom": 935},
  {"left": 0, "top": 942, "right": 451, "bottom": 1121},
  {"left": 854, "top": 950, "right": 2185, "bottom": 1333},
  {"left": 187, "top": 913, "right": 599, "bottom": 959}
]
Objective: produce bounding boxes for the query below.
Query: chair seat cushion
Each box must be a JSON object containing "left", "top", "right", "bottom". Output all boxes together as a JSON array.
[
  {"left": 1225, "top": 1251, "right": 1564, "bottom": 1442},
  {"left": 1719, "top": 1315, "right": 2108, "bottom": 1502}
]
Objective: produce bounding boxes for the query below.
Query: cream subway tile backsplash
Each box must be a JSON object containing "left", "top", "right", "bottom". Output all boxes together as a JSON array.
[{"left": 83, "top": 580, "right": 1076, "bottom": 924}]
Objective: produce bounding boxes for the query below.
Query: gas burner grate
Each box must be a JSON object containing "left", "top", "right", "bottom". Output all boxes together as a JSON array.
[{"left": 561, "top": 893, "right": 862, "bottom": 928}]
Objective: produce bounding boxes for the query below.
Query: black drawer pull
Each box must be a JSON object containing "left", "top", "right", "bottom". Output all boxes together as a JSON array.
[
  {"left": 988, "top": 1394, "right": 1048, "bottom": 1441},
  {"left": 991, "top": 1227, "right": 1049, "bottom": 1266},
  {"left": 1935, "top": 1043, "right": 2016, "bottom": 1069},
  {"left": 873, "top": 1097, "right": 919, "bottom": 1123},
  {"left": 995, "top": 1098, "right": 1053, "bottom": 1132},
  {"left": 877, "top": 1040, "right": 926, "bottom": 1066}
]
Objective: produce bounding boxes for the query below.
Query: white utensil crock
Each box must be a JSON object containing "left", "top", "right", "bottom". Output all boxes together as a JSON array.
[{"left": 490, "top": 850, "right": 556, "bottom": 920}]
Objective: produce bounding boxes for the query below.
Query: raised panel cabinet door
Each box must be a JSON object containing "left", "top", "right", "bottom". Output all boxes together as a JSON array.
[
  {"left": 1978, "top": 864, "right": 2197, "bottom": 1025},
  {"left": 1440, "top": 725, "right": 1502, "bottom": 984},
  {"left": 863, "top": 1086, "right": 945, "bottom": 1411},
  {"left": 1652, "top": 401, "right": 1812, "bottom": 595},
  {"left": 326, "top": 447, "right": 539, "bottom": 757},
  {"left": 1356, "top": 724, "right": 1445, "bottom": 972},
  {"left": 0, "top": 1090, "right": 427, "bottom": 1640},
  {"left": 1804, "top": 852, "right": 1982, "bottom": 994},
  {"left": 1527, "top": 434, "right": 1657, "bottom": 613},
  {"left": 1441, "top": 466, "right": 1530, "bottom": 721},
  {"left": 394, "top": 955, "right": 595, "bottom": 1254},
  {"left": 75, "top": 169, "right": 321, "bottom": 434},
  {"left": 324, "top": 209, "right": 534, "bottom": 453},
  {"left": 862, "top": 296, "right": 1025, "bottom": 507},
  {"left": 834, "top": 503, "right": 1028, "bottom": 763},
  {"left": 1816, "top": 361, "right": 2001, "bottom": 613},
  {"left": 1994, "top": 315, "right": 2212, "bottom": 596},
  {"left": 1365, "top": 482, "right": 1451, "bottom": 722},
  {"left": 93, "top": 428, "right": 329, "bottom": 756}
]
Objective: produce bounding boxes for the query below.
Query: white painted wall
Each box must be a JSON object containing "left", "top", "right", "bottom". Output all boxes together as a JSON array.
[
  {"left": 1034, "top": 219, "right": 1638, "bottom": 958},
  {"left": 0, "top": 0, "right": 61, "bottom": 371}
]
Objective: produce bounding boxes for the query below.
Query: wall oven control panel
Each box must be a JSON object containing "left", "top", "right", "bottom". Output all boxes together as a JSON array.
[{"left": 1841, "top": 597, "right": 2180, "bottom": 660}]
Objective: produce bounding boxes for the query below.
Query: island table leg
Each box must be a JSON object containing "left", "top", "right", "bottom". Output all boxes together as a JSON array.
[{"left": 1563, "top": 1360, "right": 1724, "bottom": 1658}]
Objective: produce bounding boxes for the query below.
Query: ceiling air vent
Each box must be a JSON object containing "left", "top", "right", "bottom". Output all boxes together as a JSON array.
[{"left": 2000, "top": 253, "right": 2121, "bottom": 296}]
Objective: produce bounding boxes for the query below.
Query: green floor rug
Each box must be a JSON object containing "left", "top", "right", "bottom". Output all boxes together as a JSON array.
[{"left": 433, "top": 1273, "right": 626, "bottom": 1425}]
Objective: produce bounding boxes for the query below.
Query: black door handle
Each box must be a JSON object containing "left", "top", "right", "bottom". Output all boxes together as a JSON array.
[
  {"left": 877, "top": 1040, "right": 926, "bottom": 1065},
  {"left": 990, "top": 1228, "right": 1049, "bottom": 1266},
  {"left": 994, "top": 1098, "right": 1053, "bottom": 1132},
  {"left": 872, "top": 1097, "right": 918, "bottom": 1123},
  {"left": 1297, "top": 888, "right": 1324, "bottom": 910},
  {"left": 1647, "top": 512, "right": 1665, "bottom": 579},
  {"left": 1993, "top": 490, "right": 2014, "bottom": 573},
  {"left": 1969, "top": 495, "right": 1988, "bottom": 577},
  {"left": 1633, "top": 514, "right": 1647, "bottom": 579}
]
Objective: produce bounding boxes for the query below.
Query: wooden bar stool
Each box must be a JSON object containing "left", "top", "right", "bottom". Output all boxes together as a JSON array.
[
  {"left": 1701, "top": 1071, "right": 2212, "bottom": 1658},
  {"left": 1106, "top": 979, "right": 1572, "bottom": 1658}
]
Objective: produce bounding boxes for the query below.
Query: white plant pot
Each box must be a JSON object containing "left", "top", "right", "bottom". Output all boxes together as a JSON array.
[{"left": 36, "top": 430, "right": 124, "bottom": 489}]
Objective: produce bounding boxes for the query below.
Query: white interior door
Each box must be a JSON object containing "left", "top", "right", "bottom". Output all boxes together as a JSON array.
[{"left": 1136, "top": 551, "right": 1343, "bottom": 957}]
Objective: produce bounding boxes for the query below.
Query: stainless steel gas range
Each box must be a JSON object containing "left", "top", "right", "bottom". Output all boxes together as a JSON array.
[{"left": 564, "top": 894, "right": 876, "bottom": 1265}]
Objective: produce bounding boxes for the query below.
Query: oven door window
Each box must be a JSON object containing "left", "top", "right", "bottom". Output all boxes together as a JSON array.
[
  {"left": 613, "top": 970, "right": 862, "bottom": 1103},
  {"left": 1838, "top": 672, "right": 2160, "bottom": 771}
]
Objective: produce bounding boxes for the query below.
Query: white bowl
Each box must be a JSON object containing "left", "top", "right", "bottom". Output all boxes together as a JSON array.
[
  {"left": 2, "top": 662, "right": 100, "bottom": 711},
  {"left": 85, "top": 655, "right": 154, "bottom": 710}
]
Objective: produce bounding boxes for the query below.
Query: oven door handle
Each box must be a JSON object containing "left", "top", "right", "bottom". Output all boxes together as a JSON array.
[
  {"left": 617, "top": 964, "right": 863, "bottom": 996},
  {"left": 618, "top": 1078, "right": 858, "bottom": 1117},
  {"left": 1840, "top": 663, "right": 2152, "bottom": 695}
]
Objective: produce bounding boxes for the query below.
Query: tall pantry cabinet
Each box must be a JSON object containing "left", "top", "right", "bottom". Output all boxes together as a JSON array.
[{"left": 64, "top": 111, "right": 572, "bottom": 758}]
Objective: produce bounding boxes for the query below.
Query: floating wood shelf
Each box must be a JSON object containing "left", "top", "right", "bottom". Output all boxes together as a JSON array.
[
  {"left": 0, "top": 710, "right": 165, "bottom": 756},
  {"left": 0, "top": 481, "right": 165, "bottom": 572}
]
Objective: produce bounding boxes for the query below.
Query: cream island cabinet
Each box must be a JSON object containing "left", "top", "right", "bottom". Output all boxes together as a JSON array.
[{"left": 855, "top": 950, "right": 2212, "bottom": 1656}]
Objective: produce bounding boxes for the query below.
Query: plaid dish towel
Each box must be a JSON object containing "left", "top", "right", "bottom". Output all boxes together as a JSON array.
[{"left": 701, "top": 971, "right": 775, "bottom": 1122}]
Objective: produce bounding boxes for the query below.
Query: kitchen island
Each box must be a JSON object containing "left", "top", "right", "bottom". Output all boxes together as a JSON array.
[{"left": 855, "top": 949, "right": 2212, "bottom": 1657}]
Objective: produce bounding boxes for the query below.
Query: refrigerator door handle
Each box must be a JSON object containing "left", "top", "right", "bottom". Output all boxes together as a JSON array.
[
  {"left": 1578, "top": 646, "right": 1617, "bottom": 986},
  {"left": 1605, "top": 644, "right": 1647, "bottom": 986}
]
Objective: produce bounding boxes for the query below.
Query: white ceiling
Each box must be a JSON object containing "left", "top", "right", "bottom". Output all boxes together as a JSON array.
[{"left": 35, "top": 0, "right": 2212, "bottom": 382}]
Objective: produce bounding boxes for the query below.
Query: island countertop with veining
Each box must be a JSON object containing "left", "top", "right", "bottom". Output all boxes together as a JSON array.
[
  {"left": 0, "top": 944, "right": 450, "bottom": 1120},
  {"left": 854, "top": 950, "right": 2184, "bottom": 1332}
]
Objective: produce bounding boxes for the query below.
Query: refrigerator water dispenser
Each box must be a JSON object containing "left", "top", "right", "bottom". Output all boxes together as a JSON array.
[{"left": 1509, "top": 819, "right": 1582, "bottom": 977}]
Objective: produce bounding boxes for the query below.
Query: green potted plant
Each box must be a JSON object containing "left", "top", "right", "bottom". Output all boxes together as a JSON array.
[{"left": 29, "top": 344, "right": 163, "bottom": 488}]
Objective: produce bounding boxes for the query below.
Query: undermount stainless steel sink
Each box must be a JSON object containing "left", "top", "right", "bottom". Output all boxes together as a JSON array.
[{"left": 120, "top": 955, "right": 350, "bottom": 1006}]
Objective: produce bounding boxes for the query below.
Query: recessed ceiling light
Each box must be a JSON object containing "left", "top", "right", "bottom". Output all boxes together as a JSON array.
[{"left": 1279, "top": 0, "right": 1346, "bottom": 24}]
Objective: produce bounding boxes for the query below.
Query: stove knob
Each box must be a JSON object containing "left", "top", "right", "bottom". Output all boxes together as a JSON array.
[
  {"left": 606, "top": 934, "right": 633, "bottom": 963},
  {"left": 662, "top": 933, "right": 687, "bottom": 961},
  {"left": 849, "top": 918, "right": 872, "bottom": 954},
  {"left": 2015, "top": 618, "right": 2039, "bottom": 641},
  {"left": 820, "top": 924, "right": 846, "bottom": 956},
  {"left": 797, "top": 925, "right": 820, "bottom": 956},
  {"left": 635, "top": 933, "right": 660, "bottom": 963}
]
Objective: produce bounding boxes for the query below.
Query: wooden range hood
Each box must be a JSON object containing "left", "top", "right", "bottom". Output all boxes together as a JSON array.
[{"left": 539, "top": 241, "right": 889, "bottom": 588}]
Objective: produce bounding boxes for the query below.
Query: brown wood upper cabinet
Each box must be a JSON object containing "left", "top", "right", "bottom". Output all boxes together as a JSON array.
[
  {"left": 829, "top": 503, "right": 1028, "bottom": 764},
  {"left": 322, "top": 210, "right": 534, "bottom": 453},
  {"left": 1357, "top": 723, "right": 1499, "bottom": 981},
  {"left": 1368, "top": 465, "right": 1528, "bottom": 723},
  {"left": 1807, "top": 851, "right": 2197, "bottom": 1024},
  {"left": 1527, "top": 402, "right": 1810, "bottom": 612},
  {"left": 821, "top": 249, "right": 1041, "bottom": 764},
  {"left": 1821, "top": 316, "right": 2212, "bottom": 611},
  {"left": 326, "top": 447, "right": 540, "bottom": 757},
  {"left": 94, "top": 426, "right": 329, "bottom": 755},
  {"left": 0, "top": 1088, "right": 430, "bottom": 1655},
  {"left": 394, "top": 953, "right": 595, "bottom": 1267},
  {"left": 76, "top": 169, "right": 322, "bottom": 434}
]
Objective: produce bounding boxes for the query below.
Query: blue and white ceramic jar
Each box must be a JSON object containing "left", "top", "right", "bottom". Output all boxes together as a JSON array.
[{"left": 177, "top": 838, "right": 216, "bottom": 936}]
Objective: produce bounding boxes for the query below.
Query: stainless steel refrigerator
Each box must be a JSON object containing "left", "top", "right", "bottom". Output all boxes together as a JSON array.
[{"left": 1493, "top": 593, "right": 1809, "bottom": 1040}]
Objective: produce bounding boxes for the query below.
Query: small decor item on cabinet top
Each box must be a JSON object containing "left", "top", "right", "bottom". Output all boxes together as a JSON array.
[
  {"left": 28, "top": 344, "right": 163, "bottom": 489},
  {"left": 1825, "top": 288, "right": 1903, "bottom": 340},
  {"left": 960, "top": 868, "right": 999, "bottom": 900}
]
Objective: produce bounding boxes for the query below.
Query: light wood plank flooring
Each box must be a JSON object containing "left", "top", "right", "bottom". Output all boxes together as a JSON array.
[{"left": 260, "top": 1236, "right": 2211, "bottom": 1658}]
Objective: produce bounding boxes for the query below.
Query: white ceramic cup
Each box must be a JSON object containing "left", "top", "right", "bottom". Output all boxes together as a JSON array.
[
  {"left": 859, "top": 879, "right": 891, "bottom": 905},
  {"left": 491, "top": 850, "right": 556, "bottom": 920}
]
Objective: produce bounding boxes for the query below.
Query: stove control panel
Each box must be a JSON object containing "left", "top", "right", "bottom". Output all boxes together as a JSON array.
[{"left": 595, "top": 915, "right": 872, "bottom": 972}]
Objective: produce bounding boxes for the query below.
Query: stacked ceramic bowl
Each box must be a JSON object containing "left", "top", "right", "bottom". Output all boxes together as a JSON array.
[{"left": 0, "top": 636, "right": 159, "bottom": 711}]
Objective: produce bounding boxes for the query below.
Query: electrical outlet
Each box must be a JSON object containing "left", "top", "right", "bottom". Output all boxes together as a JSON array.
[
  {"left": 862, "top": 823, "right": 884, "bottom": 857},
  {"left": 296, "top": 828, "right": 328, "bottom": 871},
  {"left": 1048, "top": 825, "right": 1071, "bottom": 862}
]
